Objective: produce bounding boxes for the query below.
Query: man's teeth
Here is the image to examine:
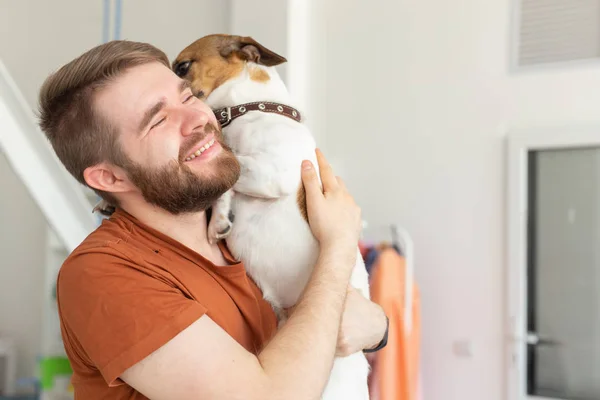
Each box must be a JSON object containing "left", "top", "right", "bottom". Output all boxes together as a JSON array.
[{"left": 185, "top": 139, "right": 216, "bottom": 161}]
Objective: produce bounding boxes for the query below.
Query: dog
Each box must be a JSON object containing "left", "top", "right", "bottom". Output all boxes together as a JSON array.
[{"left": 173, "top": 34, "right": 371, "bottom": 400}]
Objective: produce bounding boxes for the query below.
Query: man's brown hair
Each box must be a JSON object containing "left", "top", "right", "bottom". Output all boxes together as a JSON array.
[{"left": 38, "top": 40, "right": 170, "bottom": 205}]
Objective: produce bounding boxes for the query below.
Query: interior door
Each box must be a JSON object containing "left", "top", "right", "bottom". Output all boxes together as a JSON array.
[{"left": 526, "top": 147, "right": 600, "bottom": 400}]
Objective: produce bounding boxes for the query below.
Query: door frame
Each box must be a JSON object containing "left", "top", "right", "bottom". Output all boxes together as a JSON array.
[{"left": 506, "top": 126, "right": 600, "bottom": 400}]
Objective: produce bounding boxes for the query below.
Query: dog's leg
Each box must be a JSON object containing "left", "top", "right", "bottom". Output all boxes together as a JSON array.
[
  {"left": 234, "top": 154, "right": 299, "bottom": 199},
  {"left": 92, "top": 199, "right": 115, "bottom": 216},
  {"left": 207, "top": 189, "right": 234, "bottom": 244},
  {"left": 273, "top": 305, "right": 287, "bottom": 329}
]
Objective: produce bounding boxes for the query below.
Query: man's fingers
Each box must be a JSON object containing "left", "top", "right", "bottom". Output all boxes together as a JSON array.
[
  {"left": 316, "top": 148, "right": 338, "bottom": 192},
  {"left": 301, "top": 160, "right": 322, "bottom": 200},
  {"left": 336, "top": 176, "right": 347, "bottom": 191}
]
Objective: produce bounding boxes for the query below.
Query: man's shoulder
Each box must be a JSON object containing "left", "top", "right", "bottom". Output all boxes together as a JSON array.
[
  {"left": 79, "top": 212, "right": 136, "bottom": 250},
  {"left": 58, "top": 216, "right": 137, "bottom": 284}
]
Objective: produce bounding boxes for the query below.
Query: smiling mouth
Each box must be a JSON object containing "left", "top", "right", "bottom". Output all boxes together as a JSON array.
[{"left": 184, "top": 138, "right": 216, "bottom": 161}]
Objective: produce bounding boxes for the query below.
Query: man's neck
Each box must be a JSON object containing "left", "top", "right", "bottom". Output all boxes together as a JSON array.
[{"left": 120, "top": 200, "right": 229, "bottom": 266}]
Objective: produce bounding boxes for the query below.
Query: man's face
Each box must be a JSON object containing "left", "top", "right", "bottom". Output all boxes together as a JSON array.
[{"left": 94, "top": 61, "right": 240, "bottom": 214}]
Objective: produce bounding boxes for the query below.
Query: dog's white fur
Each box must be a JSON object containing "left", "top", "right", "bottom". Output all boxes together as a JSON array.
[{"left": 205, "top": 62, "right": 372, "bottom": 399}]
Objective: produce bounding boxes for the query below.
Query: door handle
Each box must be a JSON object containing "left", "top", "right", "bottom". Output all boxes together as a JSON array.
[{"left": 527, "top": 332, "right": 562, "bottom": 347}]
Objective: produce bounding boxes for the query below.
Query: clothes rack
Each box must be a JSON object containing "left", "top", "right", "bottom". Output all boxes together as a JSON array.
[
  {"left": 361, "top": 221, "right": 415, "bottom": 333},
  {"left": 390, "top": 224, "right": 414, "bottom": 334}
]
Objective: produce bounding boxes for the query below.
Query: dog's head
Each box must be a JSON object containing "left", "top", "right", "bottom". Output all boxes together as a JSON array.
[{"left": 172, "top": 34, "right": 287, "bottom": 101}]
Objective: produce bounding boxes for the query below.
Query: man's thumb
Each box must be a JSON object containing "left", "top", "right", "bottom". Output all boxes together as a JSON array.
[{"left": 301, "top": 160, "right": 320, "bottom": 198}]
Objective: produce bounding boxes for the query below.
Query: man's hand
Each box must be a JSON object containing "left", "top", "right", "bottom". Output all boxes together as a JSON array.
[
  {"left": 301, "top": 150, "right": 385, "bottom": 357},
  {"left": 301, "top": 149, "right": 362, "bottom": 258},
  {"left": 285, "top": 287, "right": 387, "bottom": 358},
  {"left": 336, "top": 288, "right": 387, "bottom": 357}
]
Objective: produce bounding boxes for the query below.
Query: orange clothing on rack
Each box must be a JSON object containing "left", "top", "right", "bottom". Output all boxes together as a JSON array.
[{"left": 368, "top": 247, "right": 421, "bottom": 400}]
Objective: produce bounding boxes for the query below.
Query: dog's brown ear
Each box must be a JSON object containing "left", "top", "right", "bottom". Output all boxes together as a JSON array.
[{"left": 220, "top": 36, "right": 287, "bottom": 67}]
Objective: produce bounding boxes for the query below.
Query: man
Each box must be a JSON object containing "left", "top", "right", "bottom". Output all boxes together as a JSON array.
[{"left": 38, "top": 40, "right": 387, "bottom": 399}]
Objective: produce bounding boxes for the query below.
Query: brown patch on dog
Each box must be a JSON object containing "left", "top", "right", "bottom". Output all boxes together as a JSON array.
[
  {"left": 173, "top": 34, "right": 286, "bottom": 100},
  {"left": 297, "top": 183, "right": 308, "bottom": 223},
  {"left": 173, "top": 44, "right": 244, "bottom": 100},
  {"left": 249, "top": 67, "right": 270, "bottom": 83}
]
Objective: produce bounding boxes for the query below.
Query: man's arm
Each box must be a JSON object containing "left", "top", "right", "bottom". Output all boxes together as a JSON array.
[
  {"left": 121, "top": 244, "right": 356, "bottom": 400},
  {"left": 121, "top": 149, "right": 365, "bottom": 400}
]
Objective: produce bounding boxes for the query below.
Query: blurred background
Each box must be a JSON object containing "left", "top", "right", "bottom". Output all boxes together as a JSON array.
[{"left": 3, "top": 0, "right": 600, "bottom": 400}]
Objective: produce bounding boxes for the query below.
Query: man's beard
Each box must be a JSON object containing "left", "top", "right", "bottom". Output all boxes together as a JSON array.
[{"left": 120, "top": 123, "right": 240, "bottom": 215}]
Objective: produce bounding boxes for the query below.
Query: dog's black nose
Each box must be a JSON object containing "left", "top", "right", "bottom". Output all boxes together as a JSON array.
[{"left": 174, "top": 60, "right": 191, "bottom": 77}]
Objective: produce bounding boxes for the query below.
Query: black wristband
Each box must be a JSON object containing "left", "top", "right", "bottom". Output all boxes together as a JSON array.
[{"left": 363, "top": 315, "right": 389, "bottom": 353}]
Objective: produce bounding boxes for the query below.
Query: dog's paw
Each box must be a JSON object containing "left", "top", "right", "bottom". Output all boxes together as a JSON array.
[
  {"left": 92, "top": 199, "right": 115, "bottom": 216},
  {"left": 273, "top": 306, "right": 288, "bottom": 329},
  {"left": 208, "top": 213, "right": 233, "bottom": 244}
]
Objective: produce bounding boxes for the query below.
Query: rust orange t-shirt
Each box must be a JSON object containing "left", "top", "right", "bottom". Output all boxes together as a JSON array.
[{"left": 56, "top": 208, "right": 278, "bottom": 399}]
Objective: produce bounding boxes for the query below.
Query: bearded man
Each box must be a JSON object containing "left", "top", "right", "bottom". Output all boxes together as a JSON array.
[{"left": 37, "top": 40, "right": 387, "bottom": 400}]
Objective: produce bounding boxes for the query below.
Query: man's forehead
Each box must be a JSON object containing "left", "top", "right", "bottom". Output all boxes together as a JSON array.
[
  {"left": 98, "top": 63, "right": 180, "bottom": 127},
  {"left": 97, "top": 63, "right": 170, "bottom": 100}
]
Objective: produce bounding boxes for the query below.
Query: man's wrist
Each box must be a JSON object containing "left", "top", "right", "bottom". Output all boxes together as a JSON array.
[
  {"left": 316, "top": 243, "right": 357, "bottom": 273},
  {"left": 320, "top": 241, "right": 356, "bottom": 259}
]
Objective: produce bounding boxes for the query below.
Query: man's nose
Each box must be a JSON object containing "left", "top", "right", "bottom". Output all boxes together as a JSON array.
[{"left": 180, "top": 107, "right": 209, "bottom": 137}]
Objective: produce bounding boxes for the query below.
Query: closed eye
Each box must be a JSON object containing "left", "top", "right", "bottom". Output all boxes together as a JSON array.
[
  {"left": 151, "top": 117, "right": 166, "bottom": 130},
  {"left": 183, "top": 94, "right": 195, "bottom": 103}
]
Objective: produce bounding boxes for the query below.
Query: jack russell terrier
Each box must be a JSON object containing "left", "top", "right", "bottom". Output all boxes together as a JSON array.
[{"left": 172, "top": 34, "right": 371, "bottom": 400}]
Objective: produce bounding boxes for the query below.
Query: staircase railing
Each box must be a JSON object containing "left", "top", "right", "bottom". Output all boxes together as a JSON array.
[{"left": 0, "top": 60, "right": 97, "bottom": 252}]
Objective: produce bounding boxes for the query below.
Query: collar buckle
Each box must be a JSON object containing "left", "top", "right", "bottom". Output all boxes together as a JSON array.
[{"left": 217, "top": 107, "right": 232, "bottom": 127}]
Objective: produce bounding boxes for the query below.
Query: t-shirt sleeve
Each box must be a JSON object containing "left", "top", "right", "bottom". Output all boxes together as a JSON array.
[{"left": 56, "top": 246, "right": 207, "bottom": 387}]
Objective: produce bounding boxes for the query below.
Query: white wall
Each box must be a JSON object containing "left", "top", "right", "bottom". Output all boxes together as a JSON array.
[
  {"left": 0, "top": 0, "right": 106, "bottom": 110},
  {"left": 229, "top": 0, "right": 289, "bottom": 85},
  {"left": 120, "top": 0, "right": 231, "bottom": 62},
  {"left": 301, "top": 1, "right": 600, "bottom": 399},
  {"left": 0, "top": 151, "right": 46, "bottom": 381}
]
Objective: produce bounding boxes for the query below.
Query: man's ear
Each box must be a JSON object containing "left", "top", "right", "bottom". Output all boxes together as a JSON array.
[
  {"left": 83, "top": 163, "right": 131, "bottom": 195},
  {"left": 220, "top": 35, "right": 287, "bottom": 67}
]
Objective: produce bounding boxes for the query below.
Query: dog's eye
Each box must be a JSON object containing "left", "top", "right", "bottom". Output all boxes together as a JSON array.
[{"left": 175, "top": 61, "right": 191, "bottom": 77}]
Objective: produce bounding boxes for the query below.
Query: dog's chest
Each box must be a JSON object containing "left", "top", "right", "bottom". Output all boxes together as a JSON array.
[
  {"left": 223, "top": 123, "right": 261, "bottom": 154},
  {"left": 224, "top": 116, "right": 309, "bottom": 153},
  {"left": 226, "top": 189, "right": 318, "bottom": 310}
]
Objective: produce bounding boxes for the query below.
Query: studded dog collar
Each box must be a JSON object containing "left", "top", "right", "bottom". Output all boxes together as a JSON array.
[{"left": 213, "top": 102, "right": 302, "bottom": 128}]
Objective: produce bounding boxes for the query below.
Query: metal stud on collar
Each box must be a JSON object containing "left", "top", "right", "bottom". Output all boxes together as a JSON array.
[
  {"left": 277, "top": 105, "right": 284, "bottom": 112},
  {"left": 258, "top": 103, "right": 266, "bottom": 110},
  {"left": 239, "top": 106, "right": 246, "bottom": 113},
  {"left": 292, "top": 110, "right": 298, "bottom": 117}
]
